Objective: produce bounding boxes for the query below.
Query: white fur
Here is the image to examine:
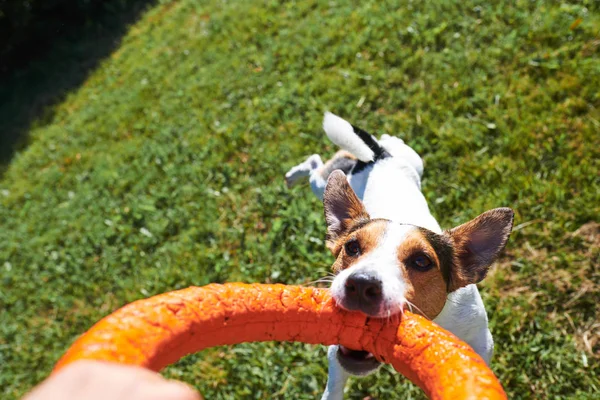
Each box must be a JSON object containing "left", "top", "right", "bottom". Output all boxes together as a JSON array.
[
  {"left": 330, "top": 224, "right": 412, "bottom": 318},
  {"left": 323, "top": 112, "right": 374, "bottom": 162},
  {"left": 286, "top": 114, "right": 494, "bottom": 400},
  {"left": 321, "top": 345, "right": 350, "bottom": 400},
  {"left": 435, "top": 284, "right": 493, "bottom": 364},
  {"left": 350, "top": 158, "right": 439, "bottom": 232}
]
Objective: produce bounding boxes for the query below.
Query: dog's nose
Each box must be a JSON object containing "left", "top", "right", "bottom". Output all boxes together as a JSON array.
[{"left": 344, "top": 273, "right": 383, "bottom": 306}]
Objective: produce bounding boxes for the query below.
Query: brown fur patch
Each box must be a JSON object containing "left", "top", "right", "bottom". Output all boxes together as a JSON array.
[
  {"left": 331, "top": 220, "right": 388, "bottom": 272},
  {"left": 324, "top": 171, "right": 370, "bottom": 253},
  {"left": 397, "top": 229, "right": 449, "bottom": 319},
  {"left": 445, "top": 207, "right": 514, "bottom": 291}
]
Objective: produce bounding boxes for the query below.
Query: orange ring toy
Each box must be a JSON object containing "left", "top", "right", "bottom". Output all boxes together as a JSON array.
[{"left": 55, "top": 283, "right": 506, "bottom": 399}]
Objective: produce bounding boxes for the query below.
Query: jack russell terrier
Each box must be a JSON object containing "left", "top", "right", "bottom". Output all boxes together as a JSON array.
[{"left": 285, "top": 112, "right": 514, "bottom": 400}]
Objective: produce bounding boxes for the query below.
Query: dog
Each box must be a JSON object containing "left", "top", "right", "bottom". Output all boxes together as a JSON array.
[{"left": 285, "top": 112, "right": 514, "bottom": 400}]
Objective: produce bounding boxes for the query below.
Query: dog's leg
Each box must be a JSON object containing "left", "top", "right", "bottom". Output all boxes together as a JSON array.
[
  {"left": 285, "top": 154, "right": 330, "bottom": 200},
  {"left": 285, "top": 154, "right": 323, "bottom": 188},
  {"left": 321, "top": 345, "right": 350, "bottom": 400},
  {"left": 309, "top": 169, "right": 328, "bottom": 201}
]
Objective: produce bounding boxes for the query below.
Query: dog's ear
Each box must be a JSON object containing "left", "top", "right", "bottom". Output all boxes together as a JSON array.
[
  {"left": 323, "top": 170, "right": 370, "bottom": 253},
  {"left": 445, "top": 208, "right": 514, "bottom": 291}
]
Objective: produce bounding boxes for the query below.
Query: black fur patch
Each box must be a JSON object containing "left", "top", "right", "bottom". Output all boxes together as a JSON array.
[
  {"left": 349, "top": 125, "right": 390, "bottom": 174},
  {"left": 351, "top": 125, "right": 386, "bottom": 159},
  {"left": 351, "top": 160, "right": 370, "bottom": 174}
]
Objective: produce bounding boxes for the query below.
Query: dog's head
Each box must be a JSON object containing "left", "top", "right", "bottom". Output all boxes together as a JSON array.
[
  {"left": 325, "top": 170, "right": 514, "bottom": 320},
  {"left": 324, "top": 169, "right": 513, "bottom": 375}
]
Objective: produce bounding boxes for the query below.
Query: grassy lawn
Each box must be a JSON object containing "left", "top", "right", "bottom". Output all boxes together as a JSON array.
[{"left": 1, "top": 0, "right": 599, "bottom": 398}]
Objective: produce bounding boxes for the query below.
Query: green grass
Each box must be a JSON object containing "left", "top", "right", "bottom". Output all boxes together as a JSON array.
[{"left": 1, "top": 0, "right": 599, "bottom": 399}]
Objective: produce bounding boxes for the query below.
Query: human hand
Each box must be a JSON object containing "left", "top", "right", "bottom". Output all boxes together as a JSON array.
[{"left": 23, "top": 360, "right": 201, "bottom": 400}]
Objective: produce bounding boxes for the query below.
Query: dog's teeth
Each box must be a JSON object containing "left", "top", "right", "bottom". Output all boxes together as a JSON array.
[
  {"left": 365, "top": 353, "right": 374, "bottom": 359},
  {"left": 339, "top": 346, "right": 351, "bottom": 355}
]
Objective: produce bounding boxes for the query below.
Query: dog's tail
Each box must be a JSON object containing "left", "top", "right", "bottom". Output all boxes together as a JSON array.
[{"left": 322, "top": 112, "right": 386, "bottom": 163}]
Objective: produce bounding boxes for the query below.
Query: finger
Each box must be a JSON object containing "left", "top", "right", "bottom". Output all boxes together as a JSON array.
[{"left": 130, "top": 379, "right": 202, "bottom": 400}]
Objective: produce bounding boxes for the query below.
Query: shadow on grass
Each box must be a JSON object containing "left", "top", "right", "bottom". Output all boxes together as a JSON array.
[{"left": 0, "top": 0, "right": 156, "bottom": 172}]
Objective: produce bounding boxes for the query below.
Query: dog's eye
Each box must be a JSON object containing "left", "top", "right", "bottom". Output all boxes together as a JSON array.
[
  {"left": 408, "top": 253, "right": 433, "bottom": 271},
  {"left": 344, "top": 240, "right": 361, "bottom": 257}
]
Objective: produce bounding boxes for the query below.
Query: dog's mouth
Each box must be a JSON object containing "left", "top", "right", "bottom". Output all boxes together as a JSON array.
[
  {"left": 336, "top": 298, "right": 405, "bottom": 319},
  {"left": 336, "top": 345, "right": 381, "bottom": 376}
]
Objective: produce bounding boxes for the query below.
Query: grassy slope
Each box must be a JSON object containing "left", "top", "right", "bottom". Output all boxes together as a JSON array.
[{"left": 1, "top": 0, "right": 599, "bottom": 398}]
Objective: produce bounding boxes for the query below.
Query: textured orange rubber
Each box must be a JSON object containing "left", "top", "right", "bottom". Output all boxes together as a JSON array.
[{"left": 55, "top": 283, "right": 506, "bottom": 400}]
